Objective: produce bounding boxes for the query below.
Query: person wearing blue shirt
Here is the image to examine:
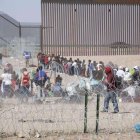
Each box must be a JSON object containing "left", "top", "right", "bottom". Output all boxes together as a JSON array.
[
  {"left": 23, "top": 51, "right": 31, "bottom": 67},
  {"left": 37, "top": 66, "right": 47, "bottom": 87},
  {"left": 35, "top": 66, "right": 48, "bottom": 98}
]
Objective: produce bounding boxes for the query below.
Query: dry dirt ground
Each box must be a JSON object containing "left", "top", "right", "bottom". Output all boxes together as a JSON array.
[
  {"left": 0, "top": 55, "right": 140, "bottom": 140},
  {"left": 0, "top": 97, "right": 140, "bottom": 140}
]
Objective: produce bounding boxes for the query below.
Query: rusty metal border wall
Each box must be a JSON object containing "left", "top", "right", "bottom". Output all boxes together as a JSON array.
[{"left": 41, "top": 0, "right": 140, "bottom": 56}]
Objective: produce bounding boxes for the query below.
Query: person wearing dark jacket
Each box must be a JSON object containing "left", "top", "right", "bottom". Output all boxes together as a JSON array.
[
  {"left": 102, "top": 66, "right": 119, "bottom": 113},
  {"left": 132, "top": 66, "right": 139, "bottom": 81},
  {"left": 55, "top": 75, "right": 62, "bottom": 85},
  {"left": 0, "top": 53, "right": 2, "bottom": 69}
]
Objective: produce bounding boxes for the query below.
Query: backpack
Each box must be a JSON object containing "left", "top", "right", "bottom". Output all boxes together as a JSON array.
[
  {"left": 22, "top": 73, "right": 30, "bottom": 86},
  {"left": 129, "top": 68, "right": 135, "bottom": 75}
]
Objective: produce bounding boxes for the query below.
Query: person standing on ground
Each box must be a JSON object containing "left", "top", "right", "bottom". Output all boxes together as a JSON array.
[
  {"left": 29, "top": 68, "right": 36, "bottom": 94},
  {"left": 21, "top": 69, "right": 30, "bottom": 89},
  {"left": 0, "top": 53, "right": 2, "bottom": 69},
  {"left": 102, "top": 66, "right": 119, "bottom": 113},
  {"left": 81, "top": 60, "right": 86, "bottom": 76},
  {"left": 1, "top": 69, "right": 13, "bottom": 97},
  {"left": 35, "top": 66, "right": 48, "bottom": 98},
  {"left": 87, "top": 60, "right": 93, "bottom": 78},
  {"left": 23, "top": 51, "right": 31, "bottom": 68}
]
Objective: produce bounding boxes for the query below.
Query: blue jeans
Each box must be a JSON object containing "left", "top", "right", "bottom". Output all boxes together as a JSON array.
[{"left": 104, "top": 91, "right": 119, "bottom": 112}]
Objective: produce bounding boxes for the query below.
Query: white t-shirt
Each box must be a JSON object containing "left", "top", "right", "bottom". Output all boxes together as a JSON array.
[
  {"left": 72, "top": 62, "right": 77, "bottom": 67},
  {"left": 124, "top": 72, "right": 132, "bottom": 81},
  {"left": 1, "top": 73, "right": 12, "bottom": 85},
  {"left": 116, "top": 70, "right": 125, "bottom": 78}
]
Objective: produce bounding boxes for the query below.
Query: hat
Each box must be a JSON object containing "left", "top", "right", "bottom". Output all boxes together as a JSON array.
[
  {"left": 105, "top": 66, "right": 111, "bottom": 74},
  {"left": 134, "top": 66, "right": 138, "bottom": 70}
]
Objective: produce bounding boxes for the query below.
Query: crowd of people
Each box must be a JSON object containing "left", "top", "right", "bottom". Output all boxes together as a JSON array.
[
  {"left": 0, "top": 52, "right": 140, "bottom": 110},
  {"left": 37, "top": 53, "right": 140, "bottom": 83},
  {"left": 36, "top": 53, "right": 140, "bottom": 113}
]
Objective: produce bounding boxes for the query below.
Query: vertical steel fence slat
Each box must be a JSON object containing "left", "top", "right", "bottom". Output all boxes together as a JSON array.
[
  {"left": 130, "top": 5, "right": 132, "bottom": 55},
  {"left": 59, "top": 2, "right": 62, "bottom": 56},
  {"left": 41, "top": 0, "right": 43, "bottom": 52},
  {"left": 138, "top": 5, "right": 140, "bottom": 55},
  {"left": 64, "top": 3, "right": 66, "bottom": 56},
  {"left": 83, "top": 4, "right": 86, "bottom": 56},
  {"left": 75, "top": 2, "right": 77, "bottom": 56},
  {"left": 44, "top": 1, "right": 47, "bottom": 53},
  {"left": 94, "top": 4, "right": 97, "bottom": 56}
]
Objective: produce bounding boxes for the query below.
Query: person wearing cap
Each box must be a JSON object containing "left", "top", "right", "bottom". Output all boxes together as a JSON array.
[{"left": 102, "top": 66, "right": 119, "bottom": 113}]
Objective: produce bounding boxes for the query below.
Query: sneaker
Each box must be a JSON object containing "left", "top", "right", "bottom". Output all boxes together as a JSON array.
[
  {"left": 112, "top": 111, "right": 119, "bottom": 113},
  {"left": 101, "top": 109, "right": 108, "bottom": 112}
]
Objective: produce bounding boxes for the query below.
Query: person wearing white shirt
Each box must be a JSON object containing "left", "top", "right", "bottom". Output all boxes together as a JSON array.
[
  {"left": 1, "top": 70, "right": 12, "bottom": 97},
  {"left": 72, "top": 60, "right": 78, "bottom": 75},
  {"left": 72, "top": 61, "right": 77, "bottom": 67},
  {"left": 1, "top": 73, "right": 12, "bottom": 85},
  {"left": 116, "top": 66, "right": 125, "bottom": 78},
  {"left": 123, "top": 68, "right": 132, "bottom": 83}
]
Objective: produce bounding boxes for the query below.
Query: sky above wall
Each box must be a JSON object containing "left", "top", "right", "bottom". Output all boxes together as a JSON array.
[{"left": 0, "top": 0, "right": 41, "bottom": 23}]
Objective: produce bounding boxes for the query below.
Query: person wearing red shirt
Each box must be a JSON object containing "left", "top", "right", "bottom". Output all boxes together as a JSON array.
[{"left": 102, "top": 66, "right": 119, "bottom": 113}]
